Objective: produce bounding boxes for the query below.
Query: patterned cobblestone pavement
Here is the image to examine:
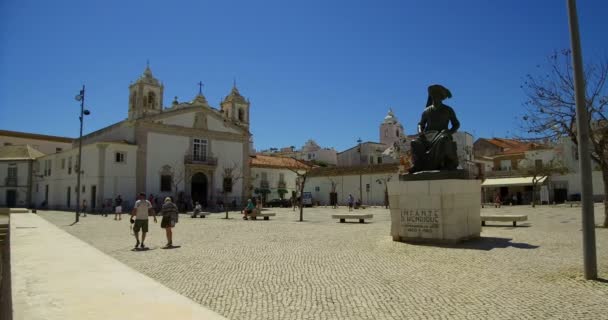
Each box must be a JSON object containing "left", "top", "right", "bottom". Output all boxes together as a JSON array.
[{"left": 40, "top": 204, "right": 608, "bottom": 320}]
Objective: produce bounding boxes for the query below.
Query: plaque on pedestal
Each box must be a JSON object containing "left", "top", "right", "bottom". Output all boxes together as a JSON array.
[{"left": 388, "top": 178, "right": 481, "bottom": 244}]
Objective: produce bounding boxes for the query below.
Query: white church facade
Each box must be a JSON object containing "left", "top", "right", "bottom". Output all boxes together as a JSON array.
[{"left": 32, "top": 66, "right": 252, "bottom": 210}]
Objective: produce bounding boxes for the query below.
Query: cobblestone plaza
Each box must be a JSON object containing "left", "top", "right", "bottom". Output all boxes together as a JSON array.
[{"left": 40, "top": 205, "right": 608, "bottom": 320}]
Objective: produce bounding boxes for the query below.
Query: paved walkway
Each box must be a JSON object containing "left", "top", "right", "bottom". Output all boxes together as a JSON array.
[
  {"left": 10, "top": 213, "right": 226, "bottom": 320},
  {"left": 39, "top": 205, "right": 608, "bottom": 320}
]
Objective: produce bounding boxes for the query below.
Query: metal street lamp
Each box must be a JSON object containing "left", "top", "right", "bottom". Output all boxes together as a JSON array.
[
  {"left": 357, "top": 138, "right": 363, "bottom": 206},
  {"left": 74, "top": 85, "right": 91, "bottom": 224},
  {"left": 566, "top": 0, "right": 597, "bottom": 280}
]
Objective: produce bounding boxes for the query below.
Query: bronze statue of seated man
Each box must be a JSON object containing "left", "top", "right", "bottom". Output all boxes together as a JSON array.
[{"left": 409, "top": 84, "right": 460, "bottom": 173}]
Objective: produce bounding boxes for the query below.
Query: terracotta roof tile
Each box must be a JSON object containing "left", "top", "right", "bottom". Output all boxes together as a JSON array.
[{"left": 250, "top": 154, "right": 310, "bottom": 170}]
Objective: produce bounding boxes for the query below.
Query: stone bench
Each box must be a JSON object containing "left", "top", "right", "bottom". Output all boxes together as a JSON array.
[
  {"left": 481, "top": 214, "right": 528, "bottom": 227},
  {"left": 189, "top": 211, "right": 210, "bottom": 218},
  {"left": 332, "top": 214, "right": 373, "bottom": 223},
  {"left": 564, "top": 200, "right": 581, "bottom": 207},
  {"left": 249, "top": 212, "right": 276, "bottom": 220}
]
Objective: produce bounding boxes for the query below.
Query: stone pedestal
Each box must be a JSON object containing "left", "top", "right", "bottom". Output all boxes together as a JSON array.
[{"left": 387, "top": 179, "right": 481, "bottom": 243}]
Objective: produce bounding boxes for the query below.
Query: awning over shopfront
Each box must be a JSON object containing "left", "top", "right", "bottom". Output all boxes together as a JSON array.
[{"left": 481, "top": 176, "right": 547, "bottom": 187}]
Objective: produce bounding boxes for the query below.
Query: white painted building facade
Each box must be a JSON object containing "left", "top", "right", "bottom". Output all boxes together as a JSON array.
[
  {"left": 28, "top": 66, "right": 253, "bottom": 210},
  {"left": 33, "top": 142, "right": 138, "bottom": 210},
  {"left": 304, "top": 164, "right": 399, "bottom": 206}
]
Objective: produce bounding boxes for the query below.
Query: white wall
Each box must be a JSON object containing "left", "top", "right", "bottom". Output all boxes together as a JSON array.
[
  {"left": 146, "top": 132, "right": 246, "bottom": 203},
  {"left": 159, "top": 113, "right": 194, "bottom": 127},
  {"left": 551, "top": 171, "right": 605, "bottom": 200},
  {"left": 213, "top": 140, "right": 244, "bottom": 199},
  {"left": 0, "top": 160, "right": 30, "bottom": 207},
  {"left": 304, "top": 172, "right": 398, "bottom": 206},
  {"left": 146, "top": 132, "right": 189, "bottom": 197},
  {"left": 337, "top": 143, "right": 394, "bottom": 167},
  {"left": 33, "top": 142, "right": 137, "bottom": 210},
  {"left": 251, "top": 167, "right": 298, "bottom": 200},
  {"left": 81, "top": 124, "right": 135, "bottom": 145},
  {"left": 207, "top": 116, "right": 241, "bottom": 134},
  {"left": 103, "top": 144, "right": 137, "bottom": 207}
]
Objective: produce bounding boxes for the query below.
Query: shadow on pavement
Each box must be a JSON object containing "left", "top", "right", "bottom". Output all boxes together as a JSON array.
[
  {"left": 409, "top": 237, "right": 540, "bottom": 251},
  {"left": 451, "top": 237, "right": 540, "bottom": 251}
]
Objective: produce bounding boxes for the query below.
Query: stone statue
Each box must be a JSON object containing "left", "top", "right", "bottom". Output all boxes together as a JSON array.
[{"left": 408, "top": 84, "right": 460, "bottom": 173}]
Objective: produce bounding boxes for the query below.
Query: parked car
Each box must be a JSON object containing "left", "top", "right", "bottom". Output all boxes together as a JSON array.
[
  {"left": 302, "top": 192, "right": 313, "bottom": 207},
  {"left": 266, "top": 198, "right": 291, "bottom": 208}
]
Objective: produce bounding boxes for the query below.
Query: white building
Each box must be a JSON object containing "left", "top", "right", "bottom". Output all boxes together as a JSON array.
[
  {"left": 33, "top": 142, "right": 138, "bottom": 210},
  {"left": 250, "top": 155, "right": 309, "bottom": 203},
  {"left": 26, "top": 65, "right": 253, "bottom": 210},
  {"left": 337, "top": 142, "right": 394, "bottom": 167},
  {"left": 304, "top": 163, "right": 399, "bottom": 206},
  {"left": 299, "top": 140, "right": 337, "bottom": 165},
  {"left": 259, "top": 140, "right": 338, "bottom": 166},
  {"left": 0, "top": 145, "right": 43, "bottom": 207}
]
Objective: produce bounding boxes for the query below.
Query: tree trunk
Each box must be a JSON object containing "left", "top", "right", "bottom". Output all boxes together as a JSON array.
[
  {"left": 224, "top": 193, "right": 229, "bottom": 219},
  {"left": 299, "top": 176, "right": 306, "bottom": 222},
  {"left": 603, "top": 169, "right": 608, "bottom": 227},
  {"left": 531, "top": 182, "right": 537, "bottom": 208}
]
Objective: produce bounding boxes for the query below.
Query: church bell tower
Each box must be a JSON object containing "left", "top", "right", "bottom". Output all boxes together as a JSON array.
[
  {"left": 128, "top": 63, "right": 164, "bottom": 120},
  {"left": 220, "top": 82, "right": 250, "bottom": 128}
]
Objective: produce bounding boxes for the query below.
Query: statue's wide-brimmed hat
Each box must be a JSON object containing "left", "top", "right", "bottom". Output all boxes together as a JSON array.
[{"left": 428, "top": 84, "right": 452, "bottom": 100}]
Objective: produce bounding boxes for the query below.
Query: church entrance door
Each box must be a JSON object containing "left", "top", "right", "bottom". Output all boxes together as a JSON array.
[{"left": 191, "top": 173, "right": 208, "bottom": 207}]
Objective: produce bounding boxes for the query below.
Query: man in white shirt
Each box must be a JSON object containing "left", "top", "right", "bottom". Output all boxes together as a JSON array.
[{"left": 131, "top": 192, "right": 157, "bottom": 249}]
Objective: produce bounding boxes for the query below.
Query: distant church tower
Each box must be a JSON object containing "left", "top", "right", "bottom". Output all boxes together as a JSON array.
[
  {"left": 128, "top": 64, "right": 164, "bottom": 120},
  {"left": 220, "top": 82, "right": 250, "bottom": 128},
  {"left": 380, "top": 108, "right": 405, "bottom": 147}
]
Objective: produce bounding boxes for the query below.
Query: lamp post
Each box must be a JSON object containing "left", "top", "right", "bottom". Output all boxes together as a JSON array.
[
  {"left": 357, "top": 138, "right": 363, "bottom": 206},
  {"left": 566, "top": 0, "right": 597, "bottom": 280},
  {"left": 74, "top": 85, "right": 91, "bottom": 224}
]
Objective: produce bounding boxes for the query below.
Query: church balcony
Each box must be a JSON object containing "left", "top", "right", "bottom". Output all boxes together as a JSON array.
[{"left": 184, "top": 154, "right": 218, "bottom": 166}]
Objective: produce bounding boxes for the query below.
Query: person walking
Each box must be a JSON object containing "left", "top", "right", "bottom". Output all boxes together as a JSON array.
[
  {"left": 131, "top": 192, "right": 156, "bottom": 250},
  {"left": 160, "top": 197, "right": 179, "bottom": 248},
  {"left": 81, "top": 199, "right": 87, "bottom": 217},
  {"left": 347, "top": 194, "right": 354, "bottom": 212},
  {"left": 114, "top": 194, "right": 123, "bottom": 220}
]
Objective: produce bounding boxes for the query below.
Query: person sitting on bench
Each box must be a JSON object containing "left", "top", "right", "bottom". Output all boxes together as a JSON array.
[
  {"left": 191, "top": 202, "right": 202, "bottom": 218},
  {"left": 242, "top": 199, "right": 254, "bottom": 220}
]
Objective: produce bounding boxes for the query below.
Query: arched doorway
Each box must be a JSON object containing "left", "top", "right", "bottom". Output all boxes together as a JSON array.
[{"left": 191, "top": 173, "right": 208, "bottom": 207}]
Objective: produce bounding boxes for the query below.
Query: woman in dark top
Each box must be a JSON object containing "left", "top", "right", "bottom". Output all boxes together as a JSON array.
[{"left": 160, "top": 197, "right": 179, "bottom": 248}]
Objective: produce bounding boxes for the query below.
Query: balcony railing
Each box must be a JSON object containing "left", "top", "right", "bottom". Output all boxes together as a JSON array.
[
  {"left": 5, "top": 177, "right": 17, "bottom": 186},
  {"left": 277, "top": 181, "right": 286, "bottom": 189},
  {"left": 260, "top": 180, "right": 270, "bottom": 189},
  {"left": 184, "top": 154, "right": 218, "bottom": 166}
]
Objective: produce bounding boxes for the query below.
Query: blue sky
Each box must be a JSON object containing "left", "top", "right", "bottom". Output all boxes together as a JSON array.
[{"left": 1, "top": 0, "right": 606, "bottom": 152}]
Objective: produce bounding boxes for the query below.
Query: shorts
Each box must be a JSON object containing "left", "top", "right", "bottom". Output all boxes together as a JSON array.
[
  {"left": 245, "top": 209, "right": 252, "bottom": 214},
  {"left": 161, "top": 216, "right": 175, "bottom": 228},
  {"left": 115, "top": 206, "right": 122, "bottom": 213},
  {"left": 133, "top": 219, "right": 149, "bottom": 233}
]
